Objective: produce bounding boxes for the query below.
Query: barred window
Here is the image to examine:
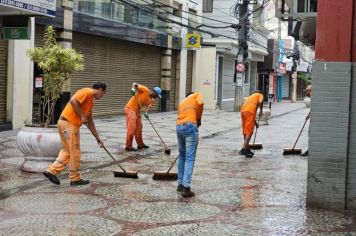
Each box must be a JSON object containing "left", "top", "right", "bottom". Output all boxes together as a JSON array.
[{"left": 203, "top": 0, "right": 213, "bottom": 13}]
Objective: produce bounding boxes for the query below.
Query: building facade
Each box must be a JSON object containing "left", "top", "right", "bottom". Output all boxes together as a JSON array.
[
  {"left": 1, "top": 0, "right": 203, "bottom": 130},
  {"left": 199, "top": 0, "right": 267, "bottom": 111}
]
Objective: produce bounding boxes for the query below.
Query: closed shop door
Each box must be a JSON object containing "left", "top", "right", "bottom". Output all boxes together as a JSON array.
[
  {"left": 71, "top": 32, "right": 161, "bottom": 116},
  {"left": 0, "top": 41, "right": 8, "bottom": 124},
  {"left": 282, "top": 75, "right": 290, "bottom": 98},
  {"left": 186, "top": 50, "right": 193, "bottom": 95},
  {"left": 170, "top": 50, "right": 177, "bottom": 111}
]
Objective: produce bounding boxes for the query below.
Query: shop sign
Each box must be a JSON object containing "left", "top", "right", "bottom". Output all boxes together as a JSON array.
[
  {"left": 35, "top": 77, "right": 43, "bottom": 88},
  {"left": 236, "top": 63, "right": 245, "bottom": 73},
  {"left": 0, "top": 0, "right": 56, "bottom": 17},
  {"left": 3, "top": 27, "right": 29, "bottom": 40},
  {"left": 277, "top": 62, "right": 286, "bottom": 74}
]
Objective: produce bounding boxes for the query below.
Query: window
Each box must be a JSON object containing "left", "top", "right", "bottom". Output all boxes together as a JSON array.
[
  {"left": 124, "top": 5, "right": 139, "bottom": 24},
  {"left": 77, "top": 0, "right": 95, "bottom": 14},
  {"left": 203, "top": 0, "right": 213, "bottom": 13}
]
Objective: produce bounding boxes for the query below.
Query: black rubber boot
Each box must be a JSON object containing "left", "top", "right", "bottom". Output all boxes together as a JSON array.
[
  {"left": 177, "top": 184, "right": 183, "bottom": 192},
  {"left": 300, "top": 150, "right": 309, "bottom": 157},
  {"left": 70, "top": 179, "right": 90, "bottom": 186},
  {"left": 44, "top": 171, "right": 60, "bottom": 185},
  {"left": 181, "top": 187, "right": 195, "bottom": 197},
  {"left": 137, "top": 144, "right": 149, "bottom": 149}
]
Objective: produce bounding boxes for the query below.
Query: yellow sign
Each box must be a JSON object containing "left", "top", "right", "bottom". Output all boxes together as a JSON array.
[{"left": 185, "top": 33, "right": 201, "bottom": 49}]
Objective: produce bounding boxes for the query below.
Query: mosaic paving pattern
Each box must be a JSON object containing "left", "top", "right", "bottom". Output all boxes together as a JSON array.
[
  {"left": 96, "top": 184, "right": 179, "bottom": 201},
  {"left": 193, "top": 177, "right": 258, "bottom": 190},
  {"left": 231, "top": 207, "right": 353, "bottom": 233},
  {"left": 108, "top": 202, "right": 221, "bottom": 223},
  {"left": 25, "top": 182, "right": 90, "bottom": 193},
  {"left": 0, "top": 215, "right": 121, "bottom": 236},
  {"left": 0, "top": 148, "right": 23, "bottom": 156},
  {"left": 0, "top": 193, "right": 108, "bottom": 213},
  {"left": 198, "top": 189, "right": 242, "bottom": 205},
  {"left": 0, "top": 157, "right": 24, "bottom": 165},
  {"left": 95, "top": 185, "right": 128, "bottom": 200},
  {"left": 132, "top": 223, "right": 259, "bottom": 236}
]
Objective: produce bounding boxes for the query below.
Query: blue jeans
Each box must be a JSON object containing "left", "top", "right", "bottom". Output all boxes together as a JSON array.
[{"left": 176, "top": 122, "right": 199, "bottom": 188}]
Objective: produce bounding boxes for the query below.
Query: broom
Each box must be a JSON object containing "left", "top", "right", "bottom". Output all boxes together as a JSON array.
[
  {"left": 86, "top": 125, "right": 139, "bottom": 178},
  {"left": 134, "top": 93, "right": 171, "bottom": 155},
  {"left": 152, "top": 155, "right": 178, "bottom": 181},
  {"left": 283, "top": 118, "right": 308, "bottom": 155},
  {"left": 249, "top": 115, "right": 263, "bottom": 150},
  {"left": 146, "top": 117, "right": 171, "bottom": 155}
]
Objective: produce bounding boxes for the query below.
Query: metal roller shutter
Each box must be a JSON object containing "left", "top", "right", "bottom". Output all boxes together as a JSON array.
[
  {"left": 71, "top": 32, "right": 161, "bottom": 116},
  {"left": 170, "top": 50, "right": 177, "bottom": 111},
  {"left": 0, "top": 40, "right": 8, "bottom": 124},
  {"left": 186, "top": 50, "right": 193, "bottom": 95}
]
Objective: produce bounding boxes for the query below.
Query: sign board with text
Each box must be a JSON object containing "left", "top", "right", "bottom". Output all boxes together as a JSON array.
[
  {"left": 0, "top": 0, "right": 56, "bottom": 17},
  {"left": 3, "top": 27, "right": 29, "bottom": 40}
]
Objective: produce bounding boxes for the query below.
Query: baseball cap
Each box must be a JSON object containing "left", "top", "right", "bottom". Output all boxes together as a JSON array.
[{"left": 153, "top": 87, "right": 162, "bottom": 98}]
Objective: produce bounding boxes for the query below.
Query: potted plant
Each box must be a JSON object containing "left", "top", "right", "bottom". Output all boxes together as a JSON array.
[{"left": 17, "top": 25, "right": 84, "bottom": 172}]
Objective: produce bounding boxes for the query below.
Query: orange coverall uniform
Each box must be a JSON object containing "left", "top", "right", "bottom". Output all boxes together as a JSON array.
[
  {"left": 47, "top": 88, "right": 94, "bottom": 181},
  {"left": 176, "top": 92, "right": 204, "bottom": 125},
  {"left": 240, "top": 93, "right": 264, "bottom": 136},
  {"left": 124, "top": 84, "right": 154, "bottom": 149}
]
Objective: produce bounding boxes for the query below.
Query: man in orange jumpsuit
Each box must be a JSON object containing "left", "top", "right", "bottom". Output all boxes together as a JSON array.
[
  {"left": 176, "top": 92, "right": 204, "bottom": 197},
  {"left": 43, "top": 82, "right": 107, "bottom": 186},
  {"left": 240, "top": 90, "right": 264, "bottom": 158},
  {"left": 124, "top": 82, "right": 162, "bottom": 151}
]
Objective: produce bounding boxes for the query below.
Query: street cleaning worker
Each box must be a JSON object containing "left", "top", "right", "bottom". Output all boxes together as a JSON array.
[
  {"left": 125, "top": 82, "right": 162, "bottom": 151},
  {"left": 239, "top": 90, "right": 264, "bottom": 158},
  {"left": 300, "top": 85, "right": 312, "bottom": 157},
  {"left": 44, "top": 82, "right": 107, "bottom": 186},
  {"left": 176, "top": 92, "right": 204, "bottom": 197}
]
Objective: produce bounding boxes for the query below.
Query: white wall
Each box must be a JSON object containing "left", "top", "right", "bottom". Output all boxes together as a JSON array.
[
  {"left": 7, "top": 18, "right": 34, "bottom": 128},
  {"left": 194, "top": 47, "right": 216, "bottom": 109}
]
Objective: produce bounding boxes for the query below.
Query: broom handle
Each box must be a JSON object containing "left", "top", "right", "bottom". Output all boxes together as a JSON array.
[
  {"left": 292, "top": 118, "right": 308, "bottom": 149},
  {"left": 147, "top": 117, "right": 168, "bottom": 149},
  {"left": 86, "top": 125, "right": 127, "bottom": 173},
  {"left": 252, "top": 115, "right": 261, "bottom": 144},
  {"left": 167, "top": 155, "right": 179, "bottom": 173},
  {"left": 134, "top": 93, "right": 168, "bottom": 149}
]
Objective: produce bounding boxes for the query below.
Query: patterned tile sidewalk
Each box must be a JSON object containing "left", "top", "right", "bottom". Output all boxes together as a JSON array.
[{"left": 1, "top": 101, "right": 355, "bottom": 235}]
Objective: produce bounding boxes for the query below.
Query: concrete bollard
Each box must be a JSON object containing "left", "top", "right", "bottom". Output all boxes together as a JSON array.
[{"left": 257, "top": 108, "right": 271, "bottom": 125}]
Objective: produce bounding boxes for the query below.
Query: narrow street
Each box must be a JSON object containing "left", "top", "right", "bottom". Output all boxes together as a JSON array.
[{"left": 0, "top": 102, "right": 355, "bottom": 235}]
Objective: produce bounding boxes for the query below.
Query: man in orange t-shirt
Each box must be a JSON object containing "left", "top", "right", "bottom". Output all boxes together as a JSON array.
[
  {"left": 240, "top": 90, "right": 264, "bottom": 158},
  {"left": 124, "top": 82, "right": 162, "bottom": 151},
  {"left": 44, "top": 82, "right": 107, "bottom": 186},
  {"left": 176, "top": 92, "right": 204, "bottom": 197}
]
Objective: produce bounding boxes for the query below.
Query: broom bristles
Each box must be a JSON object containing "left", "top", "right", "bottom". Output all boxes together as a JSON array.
[
  {"left": 282, "top": 148, "right": 302, "bottom": 155},
  {"left": 250, "top": 144, "right": 263, "bottom": 150},
  {"left": 152, "top": 172, "right": 177, "bottom": 181},
  {"left": 113, "top": 170, "right": 139, "bottom": 179}
]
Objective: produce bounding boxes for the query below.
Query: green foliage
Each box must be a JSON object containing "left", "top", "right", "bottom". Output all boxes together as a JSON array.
[
  {"left": 298, "top": 73, "right": 312, "bottom": 84},
  {"left": 27, "top": 26, "right": 84, "bottom": 127}
]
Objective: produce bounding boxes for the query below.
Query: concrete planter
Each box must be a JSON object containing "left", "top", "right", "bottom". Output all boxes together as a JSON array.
[{"left": 17, "top": 126, "right": 62, "bottom": 172}]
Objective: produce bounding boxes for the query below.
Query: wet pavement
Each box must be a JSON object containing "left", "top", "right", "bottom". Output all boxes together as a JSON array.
[{"left": 0, "top": 101, "right": 356, "bottom": 235}]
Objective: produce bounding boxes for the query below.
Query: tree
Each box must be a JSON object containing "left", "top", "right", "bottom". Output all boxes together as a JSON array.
[{"left": 27, "top": 26, "right": 84, "bottom": 127}]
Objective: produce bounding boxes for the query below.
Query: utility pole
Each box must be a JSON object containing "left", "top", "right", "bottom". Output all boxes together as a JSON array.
[{"left": 234, "top": 0, "right": 249, "bottom": 112}]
